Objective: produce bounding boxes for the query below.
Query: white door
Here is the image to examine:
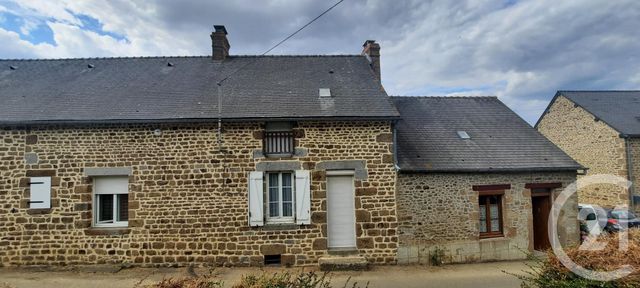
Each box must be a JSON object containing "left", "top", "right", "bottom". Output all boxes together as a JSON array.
[{"left": 327, "top": 173, "right": 356, "bottom": 249}]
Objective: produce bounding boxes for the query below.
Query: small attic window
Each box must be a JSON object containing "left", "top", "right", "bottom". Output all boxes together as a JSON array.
[
  {"left": 319, "top": 88, "right": 331, "bottom": 97},
  {"left": 457, "top": 131, "right": 471, "bottom": 139}
]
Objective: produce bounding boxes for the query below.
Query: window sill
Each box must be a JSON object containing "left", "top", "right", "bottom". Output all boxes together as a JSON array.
[
  {"left": 27, "top": 208, "right": 52, "bottom": 215},
  {"left": 265, "top": 153, "right": 294, "bottom": 159},
  {"left": 479, "top": 234, "right": 506, "bottom": 241},
  {"left": 85, "top": 227, "right": 131, "bottom": 236},
  {"left": 262, "top": 223, "right": 299, "bottom": 231}
]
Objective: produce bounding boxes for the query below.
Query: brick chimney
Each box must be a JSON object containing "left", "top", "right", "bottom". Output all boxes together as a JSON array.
[
  {"left": 211, "top": 25, "right": 230, "bottom": 61},
  {"left": 361, "top": 40, "right": 380, "bottom": 80}
]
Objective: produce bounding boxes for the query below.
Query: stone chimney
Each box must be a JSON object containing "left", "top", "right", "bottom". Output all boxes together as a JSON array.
[
  {"left": 211, "top": 25, "right": 230, "bottom": 61},
  {"left": 361, "top": 40, "right": 381, "bottom": 80}
]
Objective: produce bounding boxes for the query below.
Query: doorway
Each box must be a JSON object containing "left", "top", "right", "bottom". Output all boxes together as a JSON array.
[
  {"left": 326, "top": 171, "right": 356, "bottom": 250},
  {"left": 532, "top": 189, "right": 552, "bottom": 251}
]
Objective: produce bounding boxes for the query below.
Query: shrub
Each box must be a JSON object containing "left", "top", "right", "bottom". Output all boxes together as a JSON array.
[
  {"left": 512, "top": 229, "right": 640, "bottom": 287},
  {"left": 146, "top": 277, "right": 224, "bottom": 288},
  {"left": 232, "top": 271, "right": 368, "bottom": 288},
  {"left": 146, "top": 271, "right": 368, "bottom": 288},
  {"left": 430, "top": 246, "right": 446, "bottom": 266}
]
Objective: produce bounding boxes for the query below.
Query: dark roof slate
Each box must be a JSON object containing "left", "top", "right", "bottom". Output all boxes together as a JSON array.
[
  {"left": 553, "top": 91, "right": 640, "bottom": 136},
  {"left": 0, "top": 55, "right": 398, "bottom": 124},
  {"left": 392, "top": 96, "right": 581, "bottom": 172}
]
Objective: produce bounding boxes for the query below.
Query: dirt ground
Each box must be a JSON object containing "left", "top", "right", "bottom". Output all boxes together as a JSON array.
[{"left": 0, "top": 260, "right": 531, "bottom": 288}]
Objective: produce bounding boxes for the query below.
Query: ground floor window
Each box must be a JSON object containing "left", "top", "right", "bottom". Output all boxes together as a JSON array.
[
  {"left": 93, "top": 176, "right": 129, "bottom": 227},
  {"left": 479, "top": 193, "right": 503, "bottom": 238},
  {"left": 267, "top": 172, "right": 294, "bottom": 223}
]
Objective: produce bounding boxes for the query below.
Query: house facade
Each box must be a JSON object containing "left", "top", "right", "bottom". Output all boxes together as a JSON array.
[
  {"left": 0, "top": 26, "right": 399, "bottom": 268},
  {"left": 392, "top": 97, "right": 581, "bottom": 264},
  {"left": 0, "top": 26, "right": 581, "bottom": 268},
  {"left": 537, "top": 91, "right": 640, "bottom": 212}
]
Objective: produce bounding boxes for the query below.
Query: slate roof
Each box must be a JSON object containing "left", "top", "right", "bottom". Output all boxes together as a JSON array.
[
  {"left": 392, "top": 96, "right": 581, "bottom": 172},
  {"left": 0, "top": 55, "right": 398, "bottom": 124},
  {"left": 539, "top": 91, "right": 640, "bottom": 136}
]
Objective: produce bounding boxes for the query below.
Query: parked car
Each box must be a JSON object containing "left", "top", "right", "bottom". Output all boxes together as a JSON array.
[
  {"left": 605, "top": 209, "right": 640, "bottom": 232},
  {"left": 578, "top": 204, "right": 608, "bottom": 236},
  {"left": 578, "top": 204, "right": 640, "bottom": 236}
]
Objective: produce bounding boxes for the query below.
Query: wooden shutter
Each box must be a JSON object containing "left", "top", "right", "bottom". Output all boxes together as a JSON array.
[
  {"left": 295, "top": 170, "right": 311, "bottom": 225},
  {"left": 29, "top": 177, "right": 51, "bottom": 209},
  {"left": 248, "top": 171, "right": 264, "bottom": 227}
]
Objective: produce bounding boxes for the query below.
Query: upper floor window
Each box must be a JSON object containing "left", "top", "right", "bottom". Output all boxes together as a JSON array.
[
  {"left": 93, "top": 176, "right": 129, "bottom": 228},
  {"left": 264, "top": 122, "right": 294, "bottom": 157}
]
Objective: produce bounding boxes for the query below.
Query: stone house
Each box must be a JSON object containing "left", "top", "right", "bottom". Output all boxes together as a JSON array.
[
  {"left": 0, "top": 25, "right": 581, "bottom": 268},
  {"left": 0, "top": 26, "right": 399, "bottom": 268},
  {"left": 392, "top": 96, "right": 581, "bottom": 264},
  {"left": 537, "top": 91, "right": 640, "bottom": 211}
]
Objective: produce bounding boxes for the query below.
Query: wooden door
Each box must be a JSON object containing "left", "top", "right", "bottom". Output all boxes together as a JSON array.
[{"left": 532, "top": 196, "right": 552, "bottom": 250}]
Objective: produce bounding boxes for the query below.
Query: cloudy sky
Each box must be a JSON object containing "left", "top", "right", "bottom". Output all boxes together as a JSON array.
[{"left": 0, "top": 0, "right": 638, "bottom": 124}]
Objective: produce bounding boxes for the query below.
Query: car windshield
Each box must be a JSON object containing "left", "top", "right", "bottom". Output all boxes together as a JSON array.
[{"left": 610, "top": 210, "right": 637, "bottom": 220}]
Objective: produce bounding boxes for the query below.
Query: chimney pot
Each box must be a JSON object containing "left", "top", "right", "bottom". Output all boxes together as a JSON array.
[
  {"left": 211, "top": 25, "right": 230, "bottom": 61},
  {"left": 214, "top": 25, "right": 228, "bottom": 35},
  {"left": 361, "top": 40, "right": 381, "bottom": 80}
]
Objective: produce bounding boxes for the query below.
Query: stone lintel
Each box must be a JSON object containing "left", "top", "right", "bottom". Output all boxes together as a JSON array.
[
  {"left": 316, "top": 160, "right": 367, "bottom": 180},
  {"left": 84, "top": 167, "right": 132, "bottom": 176}
]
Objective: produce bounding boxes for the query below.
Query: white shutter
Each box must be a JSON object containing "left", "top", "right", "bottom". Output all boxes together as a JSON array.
[
  {"left": 248, "top": 171, "right": 264, "bottom": 227},
  {"left": 295, "top": 170, "right": 311, "bottom": 225},
  {"left": 29, "top": 177, "right": 51, "bottom": 209}
]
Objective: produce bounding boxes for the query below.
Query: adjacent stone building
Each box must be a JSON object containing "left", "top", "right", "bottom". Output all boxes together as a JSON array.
[
  {"left": 392, "top": 97, "right": 581, "bottom": 264},
  {"left": 537, "top": 91, "right": 640, "bottom": 211}
]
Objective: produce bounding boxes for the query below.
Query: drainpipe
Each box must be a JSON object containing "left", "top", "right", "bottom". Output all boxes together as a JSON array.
[
  {"left": 624, "top": 135, "right": 636, "bottom": 209},
  {"left": 393, "top": 122, "right": 400, "bottom": 171}
]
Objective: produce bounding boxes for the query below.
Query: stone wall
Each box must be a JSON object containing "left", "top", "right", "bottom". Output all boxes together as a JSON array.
[
  {"left": 537, "top": 96, "right": 629, "bottom": 208},
  {"left": 0, "top": 121, "right": 397, "bottom": 267},
  {"left": 626, "top": 138, "right": 640, "bottom": 212},
  {"left": 396, "top": 172, "right": 579, "bottom": 265}
]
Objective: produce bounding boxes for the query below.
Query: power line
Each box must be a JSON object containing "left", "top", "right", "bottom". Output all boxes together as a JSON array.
[
  {"left": 216, "top": 0, "right": 346, "bottom": 153},
  {"left": 216, "top": 0, "right": 346, "bottom": 86}
]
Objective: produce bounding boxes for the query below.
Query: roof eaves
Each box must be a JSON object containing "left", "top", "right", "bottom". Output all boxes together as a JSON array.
[
  {"left": 0, "top": 115, "right": 401, "bottom": 126},
  {"left": 398, "top": 166, "right": 584, "bottom": 174},
  {"left": 547, "top": 91, "right": 628, "bottom": 136}
]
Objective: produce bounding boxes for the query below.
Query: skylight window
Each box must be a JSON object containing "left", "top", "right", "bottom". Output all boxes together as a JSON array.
[
  {"left": 319, "top": 88, "right": 331, "bottom": 97},
  {"left": 457, "top": 131, "right": 471, "bottom": 139}
]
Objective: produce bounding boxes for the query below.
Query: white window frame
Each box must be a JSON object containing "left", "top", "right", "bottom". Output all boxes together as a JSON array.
[
  {"left": 266, "top": 172, "right": 295, "bottom": 223},
  {"left": 93, "top": 176, "right": 129, "bottom": 228}
]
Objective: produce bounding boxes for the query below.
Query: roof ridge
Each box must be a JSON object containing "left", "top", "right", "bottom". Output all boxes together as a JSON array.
[
  {"left": 0, "top": 54, "right": 364, "bottom": 62},
  {"left": 0, "top": 55, "right": 211, "bottom": 61},
  {"left": 559, "top": 90, "right": 640, "bottom": 93},
  {"left": 229, "top": 54, "right": 363, "bottom": 58},
  {"left": 389, "top": 95, "right": 498, "bottom": 98}
]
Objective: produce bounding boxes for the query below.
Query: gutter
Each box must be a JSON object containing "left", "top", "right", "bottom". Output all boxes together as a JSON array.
[
  {"left": 0, "top": 115, "right": 401, "bottom": 126},
  {"left": 623, "top": 135, "right": 636, "bottom": 208},
  {"left": 397, "top": 166, "right": 585, "bottom": 174}
]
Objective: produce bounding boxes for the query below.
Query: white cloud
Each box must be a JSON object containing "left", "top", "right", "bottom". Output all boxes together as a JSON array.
[
  {"left": 19, "top": 19, "right": 37, "bottom": 36},
  {"left": 0, "top": 0, "right": 639, "bottom": 123}
]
